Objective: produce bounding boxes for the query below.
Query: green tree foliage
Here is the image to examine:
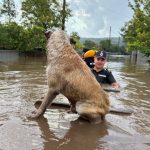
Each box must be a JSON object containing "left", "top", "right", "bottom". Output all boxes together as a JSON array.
[
  {"left": 61, "top": 0, "right": 71, "bottom": 30},
  {"left": 0, "top": 0, "right": 72, "bottom": 53},
  {"left": 18, "top": 25, "right": 46, "bottom": 52},
  {"left": 71, "top": 32, "right": 80, "bottom": 41},
  {"left": 99, "top": 39, "right": 126, "bottom": 53},
  {"left": 121, "top": 0, "right": 150, "bottom": 56},
  {"left": 82, "top": 39, "right": 126, "bottom": 54},
  {"left": 84, "top": 40, "right": 97, "bottom": 49},
  {"left": 0, "top": 22, "right": 23, "bottom": 49},
  {"left": 99, "top": 39, "right": 110, "bottom": 51},
  {"left": 0, "top": 22, "right": 46, "bottom": 52},
  {"left": 70, "top": 32, "right": 84, "bottom": 53},
  {"left": 0, "top": 0, "right": 16, "bottom": 23},
  {"left": 21, "top": 0, "right": 71, "bottom": 29}
]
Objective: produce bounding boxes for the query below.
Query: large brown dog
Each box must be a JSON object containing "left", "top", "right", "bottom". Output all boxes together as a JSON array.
[{"left": 31, "top": 30, "right": 110, "bottom": 122}]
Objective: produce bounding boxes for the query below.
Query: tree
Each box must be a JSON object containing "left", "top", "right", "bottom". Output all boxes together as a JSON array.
[
  {"left": 61, "top": 0, "right": 72, "bottom": 30},
  {"left": 121, "top": 0, "right": 150, "bottom": 57},
  {"left": 62, "top": 0, "right": 66, "bottom": 30},
  {"left": 21, "top": 0, "right": 71, "bottom": 29},
  {"left": 0, "top": 0, "right": 16, "bottom": 23},
  {"left": 70, "top": 32, "right": 84, "bottom": 51},
  {"left": 84, "top": 40, "right": 97, "bottom": 49},
  {"left": 0, "top": 2, "right": 2, "bottom": 17},
  {"left": 71, "top": 32, "right": 80, "bottom": 41},
  {"left": 99, "top": 39, "right": 111, "bottom": 51}
]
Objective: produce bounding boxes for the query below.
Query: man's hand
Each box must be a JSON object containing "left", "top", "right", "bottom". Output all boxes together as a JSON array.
[{"left": 111, "top": 82, "right": 120, "bottom": 88}]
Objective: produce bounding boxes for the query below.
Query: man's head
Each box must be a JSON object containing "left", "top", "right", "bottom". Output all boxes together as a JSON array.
[{"left": 94, "top": 51, "right": 107, "bottom": 70}]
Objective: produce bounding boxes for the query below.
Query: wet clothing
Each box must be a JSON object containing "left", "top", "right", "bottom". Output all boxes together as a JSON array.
[{"left": 91, "top": 68, "right": 116, "bottom": 84}]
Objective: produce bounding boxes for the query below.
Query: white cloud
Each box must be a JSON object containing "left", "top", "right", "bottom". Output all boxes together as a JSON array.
[
  {"left": 98, "top": 17, "right": 109, "bottom": 37},
  {"left": 98, "top": 6, "right": 104, "bottom": 11},
  {"left": 66, "top": 0, "right": 133, "bottom": 38},
  {"left": 74, "top": 9, "right": 91, "bottom": 17},
  {"left": 66, "top": 0, "right": 106, "bottom": 37}
]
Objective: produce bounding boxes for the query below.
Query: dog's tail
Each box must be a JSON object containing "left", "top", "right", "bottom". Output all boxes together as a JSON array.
[{"left": 76, "top": 101, "right": 109, "bottom": 122}]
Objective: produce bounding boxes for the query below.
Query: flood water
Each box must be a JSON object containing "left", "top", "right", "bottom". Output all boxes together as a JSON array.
[{"left": 0, "top": 52, "right": 150, "bottom": 150}]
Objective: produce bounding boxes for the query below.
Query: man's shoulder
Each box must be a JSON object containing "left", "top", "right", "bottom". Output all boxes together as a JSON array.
[
  {"left": 91, "top": 68, "right": 111, "bottom": 73},
  {"left": 101, "top": 68, "right": 112, "bottom": 74}
]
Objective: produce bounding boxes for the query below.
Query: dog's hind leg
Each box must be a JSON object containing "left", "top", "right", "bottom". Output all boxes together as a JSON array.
[
  {"left": 31, "top": 88, "right": 59, "bottom": 118},
  {"left": 67, "top": 99, "right": 77, "bottom": 113},
  {"left": 76, "top": 101, "right": 103, "bottom": 123}
]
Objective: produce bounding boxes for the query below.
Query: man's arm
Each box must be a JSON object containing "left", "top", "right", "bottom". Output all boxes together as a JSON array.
[{"left": 107, "top": 71, "right": 120, "bottom": 88}]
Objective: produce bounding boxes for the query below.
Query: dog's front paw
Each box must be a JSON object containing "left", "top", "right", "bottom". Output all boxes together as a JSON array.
[{"left": 29, "top": 109, "right": 43, "bottom": 119}]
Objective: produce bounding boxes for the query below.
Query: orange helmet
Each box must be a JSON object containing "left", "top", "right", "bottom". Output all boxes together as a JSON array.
[{"left": 83, "top": 50, "right": 96, "bottom": 58}]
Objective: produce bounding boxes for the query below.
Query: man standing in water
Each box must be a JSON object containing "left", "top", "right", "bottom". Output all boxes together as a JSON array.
[{"left": 91, "top": 51, "right": 120, "bottom": 88}]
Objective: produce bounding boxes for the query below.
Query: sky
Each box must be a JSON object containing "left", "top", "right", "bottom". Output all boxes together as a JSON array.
[
  {"left": 66, "top": 0, "right": 133, "bottom": 38},
  {"left": 0, "top": 0, "right": 134, "bottom": 38}
]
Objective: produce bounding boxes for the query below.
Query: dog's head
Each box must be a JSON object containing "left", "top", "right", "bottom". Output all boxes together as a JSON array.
[
  {"left": 44, "top": 28, "right": 54, "bottom": 39},
  {"left": 44, "top": 29, "right": 76, "bottom": 48}
]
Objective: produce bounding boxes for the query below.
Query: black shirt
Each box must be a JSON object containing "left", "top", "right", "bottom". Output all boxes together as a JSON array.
[{"left": 91, "top": 68, "right": 116, "bottom": 84}]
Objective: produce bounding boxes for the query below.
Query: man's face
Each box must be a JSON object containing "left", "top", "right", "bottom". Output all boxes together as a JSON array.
[{"left": 94, "top": 57, "right": 106, "bottom": 69}]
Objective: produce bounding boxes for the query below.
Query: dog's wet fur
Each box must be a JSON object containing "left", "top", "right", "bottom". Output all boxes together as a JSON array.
[{"left": 31, "top": 30, "right": 110, "bottom": 123}]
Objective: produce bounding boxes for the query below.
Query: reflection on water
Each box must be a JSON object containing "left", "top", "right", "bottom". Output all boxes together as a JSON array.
[{"left": 0, "top": 52, "right": 150, "bottom": 150}]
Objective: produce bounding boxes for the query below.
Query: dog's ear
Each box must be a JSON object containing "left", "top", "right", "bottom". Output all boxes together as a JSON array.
[
  {"left": 44, "top": 29, "right": 53, "bottom": 39},
  {"left": 70, "top": 37, "right": 76, "bottom": 45}
]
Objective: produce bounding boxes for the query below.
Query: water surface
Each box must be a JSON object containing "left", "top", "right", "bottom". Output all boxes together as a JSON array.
[{"left": 0, "top": 53, "right": 150, "bottom": 150}]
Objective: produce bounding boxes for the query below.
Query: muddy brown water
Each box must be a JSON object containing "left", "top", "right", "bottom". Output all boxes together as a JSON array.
[{"left": 0, "top": 54, "right": 150, "bottom": 150}]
